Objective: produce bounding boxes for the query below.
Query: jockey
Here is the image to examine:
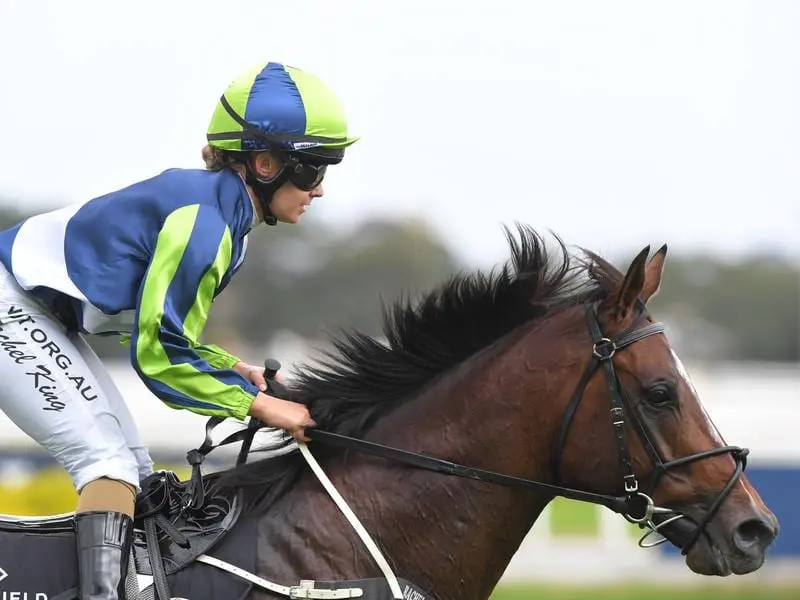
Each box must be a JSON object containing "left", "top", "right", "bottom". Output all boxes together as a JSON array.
[{"left": 0, "top": 61, "right": 357, "bottom": 600}]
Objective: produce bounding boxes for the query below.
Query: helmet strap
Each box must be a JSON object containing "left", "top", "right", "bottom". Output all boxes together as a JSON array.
[{"left": 241, "top": 159, "right": 289, "bottom": 227}]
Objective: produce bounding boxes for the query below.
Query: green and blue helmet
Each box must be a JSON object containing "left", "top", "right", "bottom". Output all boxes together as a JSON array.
[{"left": 206, "top": 62, "right": 358, "bottom": 164}]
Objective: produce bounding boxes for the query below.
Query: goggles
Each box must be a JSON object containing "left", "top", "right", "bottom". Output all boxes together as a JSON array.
[{"left": 283, "top": 156, "right": 327, "bottom": 191}]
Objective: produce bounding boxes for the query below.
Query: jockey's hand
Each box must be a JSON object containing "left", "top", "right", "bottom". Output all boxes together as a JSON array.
[
  {"left": 248, "top": 392, "right": 315, "bottom": 443},
  {"left": 233, "top": 361, "right": 270, "bottom": 391}
]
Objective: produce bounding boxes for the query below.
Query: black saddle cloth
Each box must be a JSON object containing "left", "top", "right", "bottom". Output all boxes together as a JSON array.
[{"left": 0, "top": 472, "right": 254, "bottom": 600}]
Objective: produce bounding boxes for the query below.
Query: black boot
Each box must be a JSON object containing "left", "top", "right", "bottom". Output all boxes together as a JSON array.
[{"left": 75, "top": 511, "right": 134, "bottom": 600}]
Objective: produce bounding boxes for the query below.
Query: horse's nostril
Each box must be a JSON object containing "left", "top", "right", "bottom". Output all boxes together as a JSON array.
[{"left": 733, "top": 518, "right": 776, "bottom": 552}]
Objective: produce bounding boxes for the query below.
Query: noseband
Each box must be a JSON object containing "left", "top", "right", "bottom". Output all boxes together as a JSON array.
[{"left": 553, "top": 302, "right": 749, "bottom": 553}]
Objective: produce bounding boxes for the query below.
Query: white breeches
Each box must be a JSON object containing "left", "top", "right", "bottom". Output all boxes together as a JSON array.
[{"left": 0, "top": 266, "right": 153, "bottom": 492}]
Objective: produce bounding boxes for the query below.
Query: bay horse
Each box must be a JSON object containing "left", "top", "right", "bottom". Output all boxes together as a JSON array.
[
  {"left": 0, "top": 226, "right": 779, "bottom": 600},
  {"left": 211, "top": 226, "right": 778, "bottom": 598}
]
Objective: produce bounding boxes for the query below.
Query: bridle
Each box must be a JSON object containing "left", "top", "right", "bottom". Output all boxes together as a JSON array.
[
  {"left": 187, "top": 301, "right": 750, "bottom": 555},
  {"left": 552, "top": 302, "right": 749, "bottom": 553}
]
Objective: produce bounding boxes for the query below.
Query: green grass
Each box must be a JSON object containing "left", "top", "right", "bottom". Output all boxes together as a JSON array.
[
  {"left": 549, "top": 498, "right": 599, "bottom": 536},
  {"left": 547, "top": 498, "right": 657, "bottom": 541},
  {"left": 490, "top": 584, "right": 800, "bottom": 600}
]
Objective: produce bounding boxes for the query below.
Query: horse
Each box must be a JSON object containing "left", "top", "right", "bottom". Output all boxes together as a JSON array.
[{"left": 0, "top": 226, "right": 779, "bottom": 600}]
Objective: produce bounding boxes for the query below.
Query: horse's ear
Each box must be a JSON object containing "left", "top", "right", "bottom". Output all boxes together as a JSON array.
[
  {"left": 612, "top": 245, "right": 650, "bottom": 320},
  {"left": 641, "top": 244, "right": 668, "bottom": 303}
]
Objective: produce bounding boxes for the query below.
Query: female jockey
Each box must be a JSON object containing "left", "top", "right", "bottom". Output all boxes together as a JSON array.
[{"left": 0, "top": 61, "right": 357, "bottom": 600}]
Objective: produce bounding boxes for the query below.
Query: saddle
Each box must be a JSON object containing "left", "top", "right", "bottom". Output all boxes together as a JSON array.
[
  {"left": 0, "top": 511, "right": 75, "bottom": 537},
  {"left": 131, "top": 470, "right": 243, "bottom": 576}
]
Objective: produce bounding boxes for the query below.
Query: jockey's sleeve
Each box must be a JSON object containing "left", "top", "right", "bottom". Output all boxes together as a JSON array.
[{"left": 129, "top": 204, "right": 258, "bottom": 420}]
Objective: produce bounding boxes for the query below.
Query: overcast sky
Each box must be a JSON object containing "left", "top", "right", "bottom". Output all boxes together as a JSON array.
[{"left": 0, "top": 0, "right": 797, "bottom": 267}]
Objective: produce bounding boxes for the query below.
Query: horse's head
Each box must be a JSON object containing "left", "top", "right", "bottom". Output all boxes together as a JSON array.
[{"left": 556, "top": 245, "right": 779, "bottom": 576}]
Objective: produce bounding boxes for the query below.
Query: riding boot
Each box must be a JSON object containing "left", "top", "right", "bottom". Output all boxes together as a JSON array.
[{"left": 75, "top": 511, "right": 135, "bottom": 600}]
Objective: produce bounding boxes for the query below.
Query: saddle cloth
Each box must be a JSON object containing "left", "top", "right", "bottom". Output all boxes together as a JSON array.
[{"left": 0, "top": 472, "right": 253, "bottom": 600}]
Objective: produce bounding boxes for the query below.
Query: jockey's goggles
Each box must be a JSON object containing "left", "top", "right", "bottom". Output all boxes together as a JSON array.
[{"left": 283, "top": 155, "right": 327, "bottom": 191}]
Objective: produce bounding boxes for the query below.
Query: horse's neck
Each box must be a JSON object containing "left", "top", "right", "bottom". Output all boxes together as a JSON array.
[
  {"left": 256, "top": 317, "right": 581, "bottom": 600},
  {"left": 324, "top": 320, "right": 577, "bottom": 599}
]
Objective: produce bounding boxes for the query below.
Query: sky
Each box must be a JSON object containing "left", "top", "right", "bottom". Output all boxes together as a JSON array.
[{"left": 0, "top": 0, "right": 797, "bottom": 268}]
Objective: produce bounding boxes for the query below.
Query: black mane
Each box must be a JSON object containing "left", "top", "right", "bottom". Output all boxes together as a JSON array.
[{"left": 213, "top": 225, "right": 614, "bottom": 512}]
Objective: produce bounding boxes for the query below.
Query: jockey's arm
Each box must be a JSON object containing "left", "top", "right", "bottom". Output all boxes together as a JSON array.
[{"left": 129, "top": 204, "right": 257, "bottom": 420}]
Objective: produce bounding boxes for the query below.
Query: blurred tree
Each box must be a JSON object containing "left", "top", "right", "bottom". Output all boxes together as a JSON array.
[
  {"left": 208, "top": 216, "right": 460, "bottom": 343},
  {"left": 649, "top": 255, "right": 799, "bottom": 362}
]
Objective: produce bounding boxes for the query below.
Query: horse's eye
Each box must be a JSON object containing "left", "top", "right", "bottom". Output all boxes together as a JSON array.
[{"left": 647, "top": 384, "right": 673, "bottom": 405}]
